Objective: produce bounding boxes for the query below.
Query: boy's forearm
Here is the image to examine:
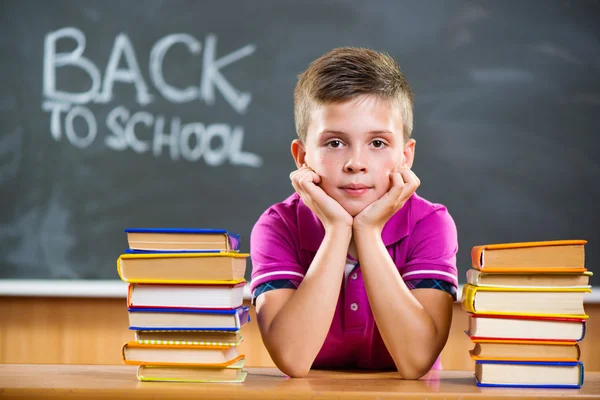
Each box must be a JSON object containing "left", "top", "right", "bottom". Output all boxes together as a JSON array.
[
  {"left": 261, "top": 227, "right": 351, "bottom": 376},
  {"left": 354, "top": 229, "right": 442, "bottom": 378}
]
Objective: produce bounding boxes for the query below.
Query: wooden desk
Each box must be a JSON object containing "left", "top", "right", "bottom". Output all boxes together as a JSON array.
[{"left": 0, "top": 364, "right": 599, "bottom": 399}]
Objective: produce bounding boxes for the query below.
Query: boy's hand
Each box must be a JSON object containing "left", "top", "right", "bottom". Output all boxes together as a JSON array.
[
  {"left": 353, "top": 168, "right": 420, "bottom": 234},
  {"left": 290, "top": 165, "right": 353, "bottom": 232}
]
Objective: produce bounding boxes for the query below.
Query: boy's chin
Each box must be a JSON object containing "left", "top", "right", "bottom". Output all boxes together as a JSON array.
[{"left": 341, "top": 202, "right": 371, "bottom": 218}]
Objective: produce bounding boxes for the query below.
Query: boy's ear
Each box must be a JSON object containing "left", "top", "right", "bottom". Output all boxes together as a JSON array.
[
  {"left": 402, "top": 139, "right": 416, "bottom": 169},
  {"left": 291, "top": 139, "right": 307, "bottom": 169}
]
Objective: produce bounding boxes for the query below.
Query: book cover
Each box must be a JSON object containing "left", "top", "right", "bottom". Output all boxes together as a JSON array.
[
  {"left": 125, "top": 228, "right": 241, "bottom": 252},
  {"left": 469, "top": 340, "right": 581, "bottom": 362},
  {"left": 137, "top": 359, "right": 247, "bottom": 383},
  {"left": 122, "top": 341, "right": 245, "bottom": 367},
  {"left": 128, "top": 306, "right": 250, "bottom": 331},
  {"left": 466, "top": 313, "right": 587, "bottom": 342},
  {"left": 471, "top": 240, "right": 587, "bottom": 272},
  {"left": 461, "top": 284, "right": 590, "bottom": 318},
  {"left": 134, "top": 330, "right": 242, "bottom": 346},
  {"left": 117, "top": 252, "right": 248, "bottom": 284},
  {"left": 466, "top": 269, "right": 592, "bottom": 288},
  {"left": 127, "top": 283, "right": 245, "bottom": 310},
  {"left": 474, "top": 360, "right": 583, "bottom": 388}
]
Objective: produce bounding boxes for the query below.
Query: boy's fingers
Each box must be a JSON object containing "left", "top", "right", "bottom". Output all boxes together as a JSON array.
[
  {"left": 387, "top": 171, "right": 405, "bottom": 201},
  {"left": 399, "top": 169, "right": 420, "bottom": 199}
]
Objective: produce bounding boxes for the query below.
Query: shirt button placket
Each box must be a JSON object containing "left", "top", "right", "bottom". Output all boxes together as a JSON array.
[{"left": 343, "top": 265, "right": 367, "bottom": 331}]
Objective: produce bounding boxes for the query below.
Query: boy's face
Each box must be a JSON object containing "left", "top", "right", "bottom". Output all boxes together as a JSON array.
[{"left": 292, "top": 95, "right": 415, "bottom": 217}]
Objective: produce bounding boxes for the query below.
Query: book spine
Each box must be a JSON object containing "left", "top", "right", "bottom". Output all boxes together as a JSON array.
[
  {"left": 228, "top": 233, "right": 241, "bottom": 251},
  {"left": 129, "top": 326, "right": 240, "bottom": 331},
  {"left": 580, "top": 321, "right": 587, "bottom": 341},
  {"left": 116, "top": 257, "right": 127, "bottom": 282},
  {"left": 460, "top": 285, "right": 476, "bottom": 313},
  {"left": 471, "top": 246, "right": 484, "bottom": 269},
  {"left": 127, "top": 284, "right": 133, "bottom": 307}
]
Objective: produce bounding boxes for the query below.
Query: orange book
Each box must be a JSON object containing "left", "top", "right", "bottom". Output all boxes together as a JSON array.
[
  {"left": 122, "top": 341, "right": 244, "bottom": 367},
  {"left": 117, "top": 252, "right": 248, "bottom": 284},
  {"left": 470, "top": 339, "right": 580, "bottom": 362},
  {"left": 471, "top": 240, "right": 586, "bottom": 272}
]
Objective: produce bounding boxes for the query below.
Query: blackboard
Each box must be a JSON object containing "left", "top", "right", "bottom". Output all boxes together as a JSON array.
[{"left": 1, "top": 0, "right": 599, "bottom": 286}]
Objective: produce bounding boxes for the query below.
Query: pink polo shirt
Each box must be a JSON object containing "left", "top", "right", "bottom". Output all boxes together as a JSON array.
[{"left": 250, "top": 192, "right": 458, "bottom": 370}]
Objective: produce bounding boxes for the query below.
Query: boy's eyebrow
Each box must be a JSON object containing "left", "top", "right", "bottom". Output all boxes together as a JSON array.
[{"left": 320, "top": 129, "right": 394, "bottom": 136}]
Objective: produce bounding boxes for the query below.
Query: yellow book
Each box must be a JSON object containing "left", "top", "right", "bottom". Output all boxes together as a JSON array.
[
  {"left": 117, "top": 252, "right": 248, "bottom": 284},
  {"left": 461, "top": 284, "right": 590, "bottom": 318},
  {"left": 135, "top": 330, "right": 242, "bottom": 347},
  {"left": 137, "top": 359, "right": 247, "bottom": 383}
]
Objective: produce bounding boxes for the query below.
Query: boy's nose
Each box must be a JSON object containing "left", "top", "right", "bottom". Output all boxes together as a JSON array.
[{"left": 343, "top": 156, "right": 367, "bottom": 173}]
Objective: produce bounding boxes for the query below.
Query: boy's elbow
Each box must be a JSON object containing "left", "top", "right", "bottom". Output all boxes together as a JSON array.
[
  {"left": 279, "top": 363, "right": 311, "bottom": 378},
  {"left": 266, "top": 341, "right": 312, "bottom": 378},
  {"left": 394, "top": 354, "right": 436, "bottom": 380},
  {"left": 273, "top": 355, "right": 311, "bottom": 378},
  {"left": 397, "top": 365, "right": 430, "bottom": 380}
]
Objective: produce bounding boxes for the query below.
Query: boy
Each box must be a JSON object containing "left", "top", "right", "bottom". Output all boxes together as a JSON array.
[{"left": 250, "top": 48, "right": 458, "bottom": 379}]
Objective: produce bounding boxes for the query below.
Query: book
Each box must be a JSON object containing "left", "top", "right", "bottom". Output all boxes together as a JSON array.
[
  {"left": 466, "top": 269, "right": 592, "bottom": 288},
  {"left": 122, "top": 341, "right": 244, "bottom": 366},
  {"left": 117, "top": 252, "right": 248, "bottom": 284},
  {"left": 461, "top": 284, "right": 590, "bottom": 317},
  {"left": 135, "top": 330, "right": 242, "bottom": 346},
  {"left": 467, "top": 314, "right": 587, "bottom": 341},
  {"left": 474, "top": 360, "right": 583, "bottom": 388},
  {"left": 471, "top": 240, "right": 586, "bottom": 272},
  {"left": 125, "top": 228, "right": 240, "bottom": 252},
  {"left": 137, "top": 359, "right": 247, "bottom": 383},
  {"left": 470, "top": 340, "right": 580, "bottom": 362},
  {"left": 124, "top": 249, "right": 221, "bottom": 254},
  {"left": 128, "top": 283, "right": 245, "bottom": 309},
  {"left": 128, "top": 306, "right": 250, "bottom": 331}
]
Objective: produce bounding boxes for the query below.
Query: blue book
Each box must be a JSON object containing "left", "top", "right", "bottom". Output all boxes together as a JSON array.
[
  {"left": 124, "top": 228, "right": 240, "bottom": 252},
  {"left": 475, "top": 360, "right": 584, "bottom": 388},
  {"left": 128, "top": 306, "right": 250, "bottom": 331}
]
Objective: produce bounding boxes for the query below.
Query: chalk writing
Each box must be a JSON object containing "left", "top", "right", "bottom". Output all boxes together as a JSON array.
[{"left": 42, "top": 27, "right": 262, "bottom": 167}]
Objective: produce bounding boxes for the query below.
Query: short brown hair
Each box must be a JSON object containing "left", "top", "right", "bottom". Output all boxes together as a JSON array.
[{"left": 294, "top": 47, "right": 414, "bottom": 143}]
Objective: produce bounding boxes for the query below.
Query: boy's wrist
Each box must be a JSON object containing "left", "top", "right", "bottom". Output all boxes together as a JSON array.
[
  {"left": 352, "top": 225, "right": 382, "bottom": 241},
  {"left": 324, "top": 223, "right": 353, "bottom": 238}
]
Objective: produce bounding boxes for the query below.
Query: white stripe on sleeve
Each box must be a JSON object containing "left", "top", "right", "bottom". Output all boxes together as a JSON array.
[
  {"left": 401, "top": 269, "right": 458, "bottom": 283},
  {"left": 252, "top": 270, "right": 305, "bottom": 283}
]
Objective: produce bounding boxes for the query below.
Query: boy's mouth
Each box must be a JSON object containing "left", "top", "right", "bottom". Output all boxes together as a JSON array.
[{"left": 340, "top": 184, "right": 371, "bottom": 196}]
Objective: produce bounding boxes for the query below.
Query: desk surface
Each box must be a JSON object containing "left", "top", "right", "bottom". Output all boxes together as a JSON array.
[{"left": 0, "top": 364, "right": 599, "bottom": 400}]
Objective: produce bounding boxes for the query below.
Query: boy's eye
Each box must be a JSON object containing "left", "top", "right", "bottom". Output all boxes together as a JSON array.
[
  {"left": 327, "top": 140, "right": 343, "bottom": 148},
  {"left": 372, "top": 140, "right": 386, "bottom": 148}
]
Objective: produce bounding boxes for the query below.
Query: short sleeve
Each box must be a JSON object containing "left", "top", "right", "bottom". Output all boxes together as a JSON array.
[
  {"left": 400, "top": 207, "right": 459, "bottom": 290},
  {"left": 250, "top": 209, "right": 307, "bottom": 294}
]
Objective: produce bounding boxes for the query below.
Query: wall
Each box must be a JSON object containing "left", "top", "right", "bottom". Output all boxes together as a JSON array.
[
  {"left": 3, "top": 1, "right": 600, "bottom": 284},
  {"left": 1, "top": 297, "right": 598, "bottom": 370}
]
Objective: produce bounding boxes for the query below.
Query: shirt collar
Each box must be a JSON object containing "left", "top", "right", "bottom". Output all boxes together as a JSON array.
[{"left": 297, "top": 194, "right": 413, "bottom": 252}]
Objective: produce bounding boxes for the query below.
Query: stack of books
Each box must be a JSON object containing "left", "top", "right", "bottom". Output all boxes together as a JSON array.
[
  {"left": 461, "top": 240, "right": 591, "bottom": 388},
  {"left": 116, "top": 228, "right": 250, "bottom": 383}
]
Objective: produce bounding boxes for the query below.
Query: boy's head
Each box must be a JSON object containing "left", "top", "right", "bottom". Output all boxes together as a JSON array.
[
  {"left": 294, "top": 47, "right": 414, "bottom": 144},
  {"left": 291, "top": 47, "right": 417, "bottom": 216}
]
